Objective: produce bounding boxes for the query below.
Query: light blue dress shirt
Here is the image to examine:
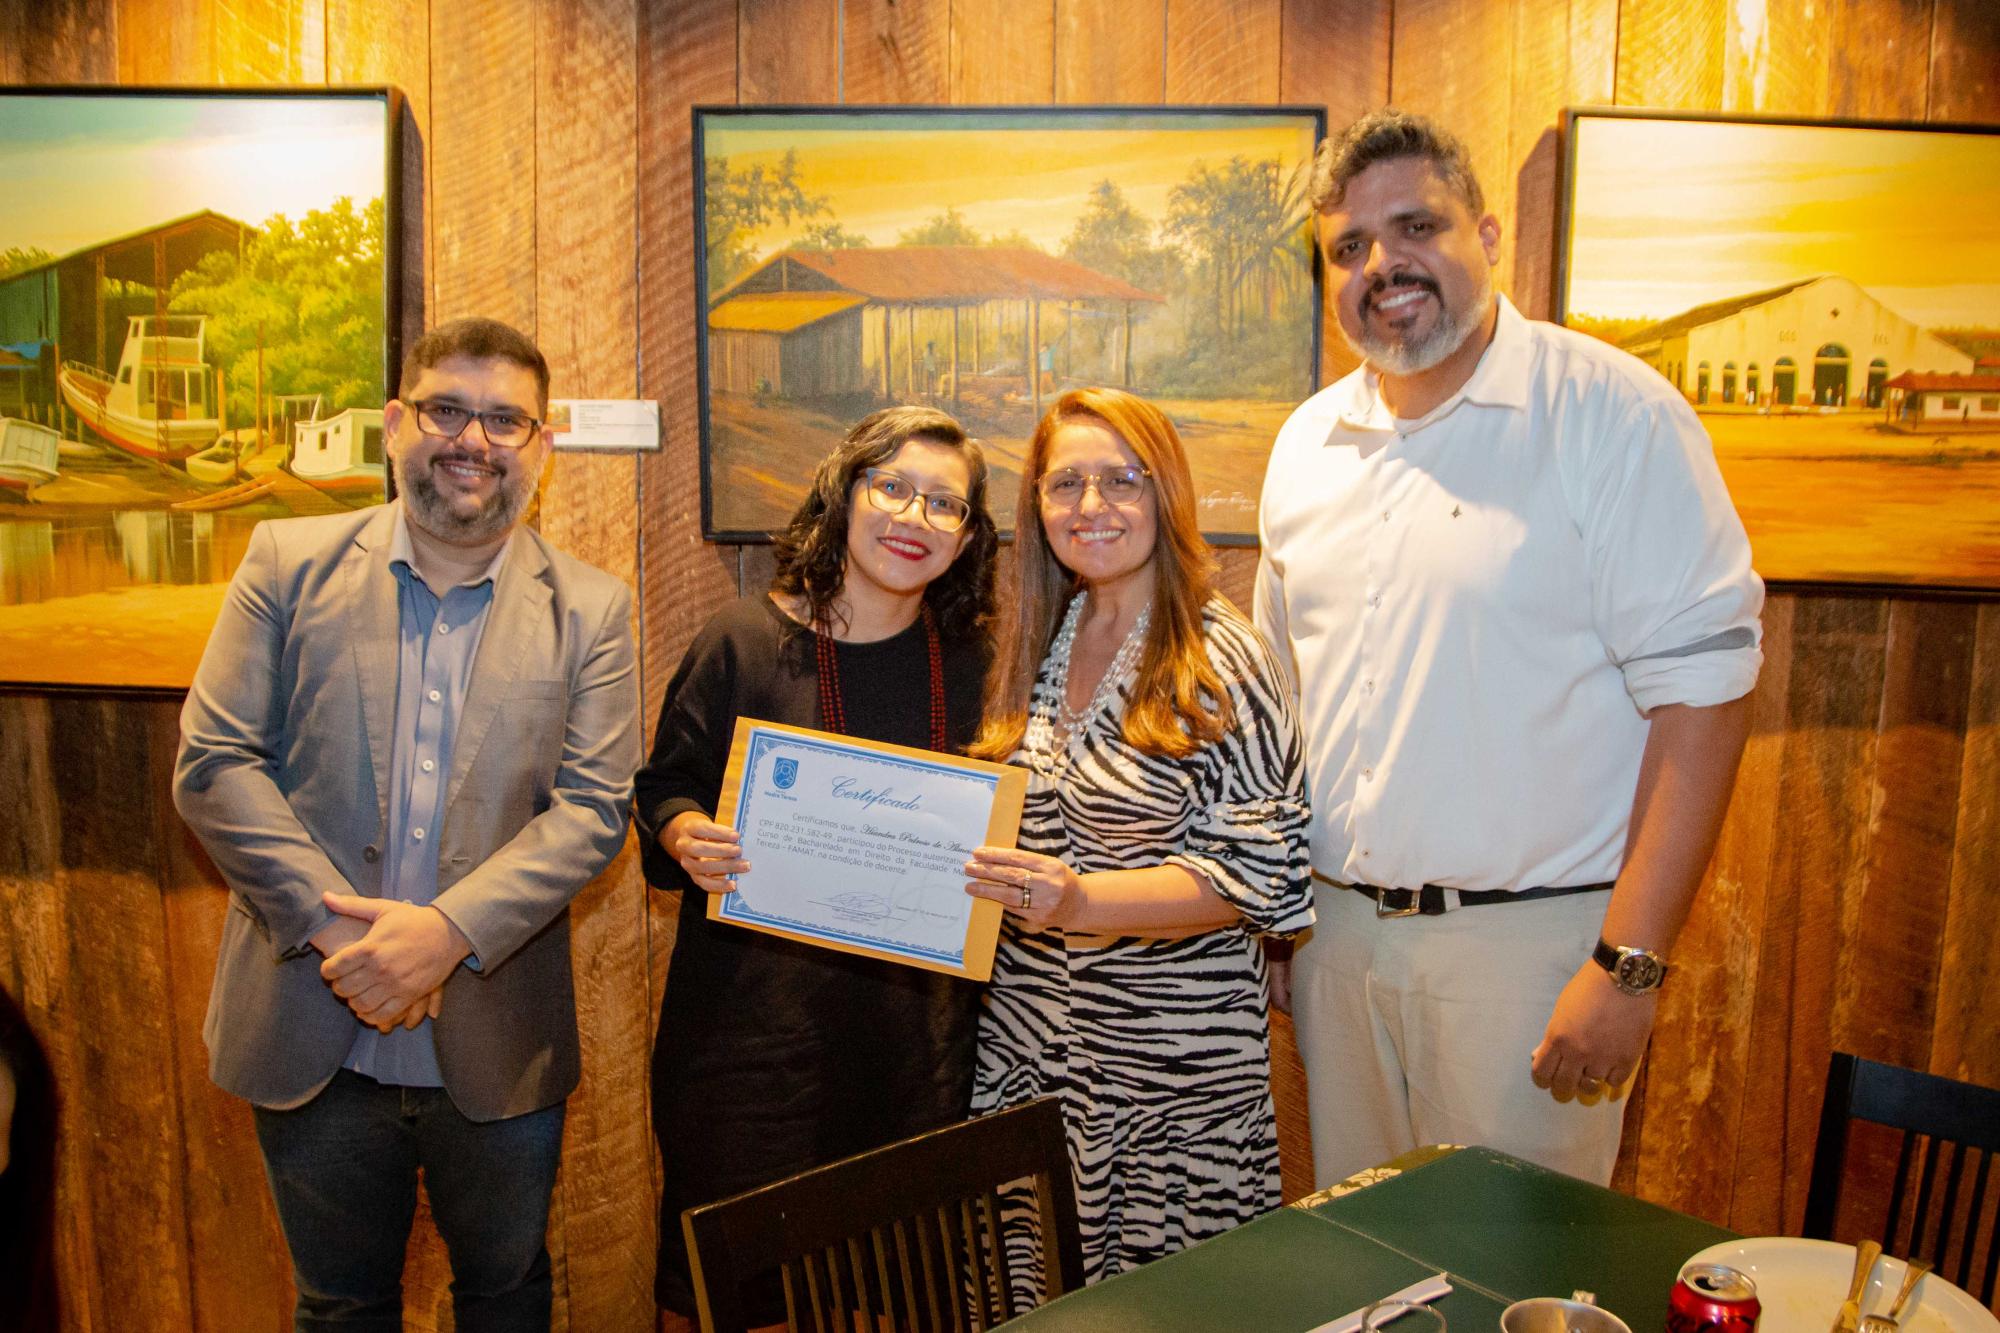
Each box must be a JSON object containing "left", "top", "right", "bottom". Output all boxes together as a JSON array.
[{"left": 343, "top": 507, "right": 509, "bottom": 1086}]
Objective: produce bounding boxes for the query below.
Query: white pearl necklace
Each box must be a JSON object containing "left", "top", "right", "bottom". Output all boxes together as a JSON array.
[{"left": 1044, "top": 592, "right": 1150, "bottom": 759}]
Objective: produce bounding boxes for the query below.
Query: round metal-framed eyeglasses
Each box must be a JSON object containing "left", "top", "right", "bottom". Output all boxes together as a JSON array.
[
  {"left": 410, "top": 399, "right": 543, "bottom": 450},
  {"left": 1037, "top": 465, "right": 1151, "bottom": 508},
  {"left": 860, "top": 467, "right": 973, "bottom": 533}
]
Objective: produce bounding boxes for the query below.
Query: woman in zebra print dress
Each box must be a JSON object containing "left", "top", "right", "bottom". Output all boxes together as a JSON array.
[{"left": 965, "top": 387, "right": 1313, "bottom": 1299}]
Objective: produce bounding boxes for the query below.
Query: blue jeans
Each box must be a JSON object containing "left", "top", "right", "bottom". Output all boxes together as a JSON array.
[{"left": 253, "top": 1069, "right": 566, "bottom": 1332}]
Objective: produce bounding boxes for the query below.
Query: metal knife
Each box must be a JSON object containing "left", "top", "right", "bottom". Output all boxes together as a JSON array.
[{"left": 1834, "top": 1239, "right": 1883, "bottom": 1332}]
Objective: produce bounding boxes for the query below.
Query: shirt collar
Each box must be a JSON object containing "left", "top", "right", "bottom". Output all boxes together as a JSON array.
[
  {"left": 1331, "top": 294, "right": 1534, "bottom": 435},
  {"left": 388, "top": 500, "right": 513, "bottom": 590}
]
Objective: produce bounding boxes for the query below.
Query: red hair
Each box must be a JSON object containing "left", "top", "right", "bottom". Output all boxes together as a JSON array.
[{"left": 973, "top": 387, "right": 1231, "bottom": 761}]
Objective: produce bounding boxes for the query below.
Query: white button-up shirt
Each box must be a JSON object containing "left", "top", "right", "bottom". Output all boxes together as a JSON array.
[{"left": 1254, "top": 297, "right": 1763, "bottom": 892}]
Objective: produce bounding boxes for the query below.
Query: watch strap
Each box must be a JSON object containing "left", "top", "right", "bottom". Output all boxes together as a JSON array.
[{"left": 1592, "top": 937, "right": 1670, "bottom": 992}]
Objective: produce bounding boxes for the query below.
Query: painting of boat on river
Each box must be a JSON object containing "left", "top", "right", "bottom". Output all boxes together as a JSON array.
[{"left": 0, "top": 90, "right": 395, "bottom": 686}]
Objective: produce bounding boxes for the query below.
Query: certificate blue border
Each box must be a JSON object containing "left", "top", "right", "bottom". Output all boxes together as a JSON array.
[{"left": 719, "top": 725, "right": 1000, "bottom": 966}]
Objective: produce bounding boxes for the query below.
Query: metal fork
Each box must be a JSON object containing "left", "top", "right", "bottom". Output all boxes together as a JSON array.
[{"left": 1858, "top": 1259, "right": 1933, "bottom": 1332}]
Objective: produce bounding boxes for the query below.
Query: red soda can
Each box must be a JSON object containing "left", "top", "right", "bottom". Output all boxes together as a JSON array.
[{"left": 1667, "top": 1262, "right": 1761, "bottom": 1332}]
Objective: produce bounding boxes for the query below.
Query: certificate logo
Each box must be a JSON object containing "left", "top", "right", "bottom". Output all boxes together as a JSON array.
[{"left": 772, "top": 757, "right": 799, "bottom": 790}]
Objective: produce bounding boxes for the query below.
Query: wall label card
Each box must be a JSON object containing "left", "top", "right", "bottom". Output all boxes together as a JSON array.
[
  {"left": 710, "top": 717, "right": 1026, "bottom": 981},
  {"left": 545, "top": 398, "right": 661, "bottom": 450}
]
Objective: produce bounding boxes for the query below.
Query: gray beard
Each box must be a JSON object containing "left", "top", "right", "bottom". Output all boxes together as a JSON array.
[
  {"left": 1350, "top": 266, "right": 1493, "bottom": 376},
  {"left": 393, "top": 453, "right": 530, "bottom": 545}
]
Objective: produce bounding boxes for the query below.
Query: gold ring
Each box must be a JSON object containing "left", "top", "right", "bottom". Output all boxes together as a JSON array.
[{"left": 1021, "top": 886, "right": 1033, "bottom": 910}]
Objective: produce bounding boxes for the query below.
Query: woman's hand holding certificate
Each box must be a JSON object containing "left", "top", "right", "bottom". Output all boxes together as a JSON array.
[
  {"left": 664, "top": 813, "right": 749, "bottom": 893},
  {"left": 963, "top": 846, "right": 1085, "bottom": 932}
]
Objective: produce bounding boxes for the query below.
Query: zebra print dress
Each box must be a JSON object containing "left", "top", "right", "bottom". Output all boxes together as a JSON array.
[{"left": 970, "top": 594, "right": 1313, "bottom": 1301}]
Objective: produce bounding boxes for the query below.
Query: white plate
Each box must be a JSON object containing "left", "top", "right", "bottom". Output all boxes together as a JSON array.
[{"left": 1685, "top": 1238, "right": 1999, "bottom": 1333}]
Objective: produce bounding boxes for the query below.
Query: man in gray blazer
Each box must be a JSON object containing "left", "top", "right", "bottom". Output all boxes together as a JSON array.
[{"left": 174, "top": 317, "right": 639, "bottom": 1331}]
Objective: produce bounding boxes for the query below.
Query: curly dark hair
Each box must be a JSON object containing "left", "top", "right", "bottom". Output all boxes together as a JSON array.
[
  {"left": 770, "top": 406, "right": 998, "bottom": 641},
  {"left": 1309, "top": 107, "right": 1485, "bottom": 216}
]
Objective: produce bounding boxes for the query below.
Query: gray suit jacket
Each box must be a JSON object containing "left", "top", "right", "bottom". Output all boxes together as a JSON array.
[{"left": 174, "top": 503, "right": 639, "bottom": 1122}]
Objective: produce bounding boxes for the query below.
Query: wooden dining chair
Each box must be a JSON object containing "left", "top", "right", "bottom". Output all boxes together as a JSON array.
[
  {"left": 682, "top": 1097, "right": 1085, "bottom": 1333},
  {"left": 1804, "top": 1052, "right": 2000, "bottom": 1311}
]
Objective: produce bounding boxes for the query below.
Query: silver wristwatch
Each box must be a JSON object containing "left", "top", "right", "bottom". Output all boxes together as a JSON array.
[{"left": 1591, "top": 938, "right": 1669, "bottom": 996}]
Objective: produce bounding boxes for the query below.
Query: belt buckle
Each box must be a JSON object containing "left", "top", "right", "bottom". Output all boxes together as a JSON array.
[{"left": 1374, "top": 889, "right": 1422, "bottom": 919}]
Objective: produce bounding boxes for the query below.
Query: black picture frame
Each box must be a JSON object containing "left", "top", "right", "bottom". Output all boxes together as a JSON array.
[
  {"left": 1556, "top": 106, "right": 2000, "bottom": 596},
  {"left": 693, "top": 104, "right": 1326, "bottom": 544},
  {"left": 0, "top": 85, "right": 403, "bottom": 691}
]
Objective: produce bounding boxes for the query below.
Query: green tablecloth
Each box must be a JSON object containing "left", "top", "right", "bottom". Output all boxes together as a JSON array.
[{"left": 1004, "top": 1147, "right": 1738, "bottom": 1331}]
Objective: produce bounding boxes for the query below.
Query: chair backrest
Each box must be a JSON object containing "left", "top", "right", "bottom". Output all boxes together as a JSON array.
[
  {"left": 683, "top": 1097, "right": 1085, "bottom": 1333},
  {"left": 1804, "top": 1051, "right": 2000, "bottom": 1310}
]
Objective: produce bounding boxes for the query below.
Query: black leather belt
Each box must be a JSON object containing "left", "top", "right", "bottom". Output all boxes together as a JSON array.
[{"left": 1319, "top": 875, "right": 1615, "bottom": 918}]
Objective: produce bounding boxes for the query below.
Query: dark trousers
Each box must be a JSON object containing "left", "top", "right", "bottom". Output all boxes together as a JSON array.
[{"left": 252, "top": 1069, "right": 566, "bottom": 1332}]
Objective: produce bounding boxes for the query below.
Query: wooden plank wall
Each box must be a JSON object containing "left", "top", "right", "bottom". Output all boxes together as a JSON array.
[{"left": 0, "top": 1, "right": 1996, "bottom": 1328}]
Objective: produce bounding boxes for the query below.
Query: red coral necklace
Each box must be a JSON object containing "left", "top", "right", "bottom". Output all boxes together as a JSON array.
[{"left": 814, "top": 604, "right": 948, "bottom": 751}]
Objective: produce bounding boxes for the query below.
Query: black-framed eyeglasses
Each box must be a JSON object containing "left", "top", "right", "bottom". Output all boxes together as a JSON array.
[
  {"left": 409, "top": 398, "right": 542, "bottom": 450},
  {"left": 860, "top": 467, "right": 973, "bottom": 533},
  {"left": 1037, "top": 465, "right": 1150, "bottom": 508}
]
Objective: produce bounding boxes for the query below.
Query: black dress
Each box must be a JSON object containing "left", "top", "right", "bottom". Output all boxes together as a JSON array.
[{"left": 635, "top": 594, "right": 990, "bottom": 1321}]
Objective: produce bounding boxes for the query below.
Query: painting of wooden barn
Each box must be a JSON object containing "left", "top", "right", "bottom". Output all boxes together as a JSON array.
[
  {"left": 709, "top": 246, "right": 1161, "bottom": 412},
  {"left": 696, "top": 106, "right": 1324, "bottom": 539}
]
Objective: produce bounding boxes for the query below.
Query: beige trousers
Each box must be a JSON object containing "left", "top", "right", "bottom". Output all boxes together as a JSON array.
[{"left": 1292, "top": 879, "right": 1628, "bottom": 1188}]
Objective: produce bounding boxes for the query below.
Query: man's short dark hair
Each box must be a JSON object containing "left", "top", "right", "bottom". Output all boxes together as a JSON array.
[
  {"left": 1309, "top": 108, "right": 1486, "bottom": 217},
  {"left": 399, "top": 317, "right": 551, "bottom": 412}
]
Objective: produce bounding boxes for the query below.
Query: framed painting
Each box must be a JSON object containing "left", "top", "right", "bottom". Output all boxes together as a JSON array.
[
  {"left": 1557, "top": 108, "right": 2000, "bottom": 593},
  {"left": 694, "top": 106, "right": 1325, "bottom": 542},
  {"left": 0, "top": 87, "right": 401, "bottom": 689}
]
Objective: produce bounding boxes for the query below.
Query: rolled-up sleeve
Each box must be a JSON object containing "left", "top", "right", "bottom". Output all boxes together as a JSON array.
[
  {"left": 1163, "top": 619, "right": 1315, "bottom": 936},
  {"left": 1576, "top": 388, "right": 1764, "bottom": 715}
]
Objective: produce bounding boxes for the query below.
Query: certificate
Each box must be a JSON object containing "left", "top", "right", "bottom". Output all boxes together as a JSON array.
[{"left": 711, "top": 718, "right": 1028, "bottom": 981}]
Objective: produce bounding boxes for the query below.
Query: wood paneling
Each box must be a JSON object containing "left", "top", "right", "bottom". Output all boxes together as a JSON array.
[
  {"left": 1055, "top": 0, "right": 1165, "bottom": 104},
  {"left": 1937, "top": 605, "right": 2000, "bottom": 1089},
  {"left": 740, "top": 0, "right": 838, "bottom": 103},
  {"left": 950, "top": 0, "right": 1055, "bottom": 104},
  {"left": 213, "top": 0, "right": 324, "bottom": 84},
  {"left": 1507, "top": 0, "right": 1615, "bottom": 319},
  {"left": 153, "top": 702, "right": 293, "bottom": 1333},
  {"left": 116, "top": 0, "right": 215, "bottom": 82},
  {"left": 531, "top": 1, "right": 653, "bottom": 1326},
  {"left": 1615, "top": 0, "right": 1728, "bottom": 110},
  {"left": 54, "top": 699, "right": 196, "bottom": 1330},
  {"left": 6, "top": 3, "right": 2000, "bottom": 1329},
  {"left": 637, "top": 0, "right": 740, "bottom": 720},
  {"left": 636, "top": 10, "right": 740, "bottom": 1329},
  {"left": 1279, "top": 0, "right": 1389, "bottom": 116},
  {"left": 1829, "top": 0, "right": 1932, "bottom": 120},
  {"left": 1930, "top": 0, "right": 2000, "bottom": 121},
  {"left": 846, "top": 0, "right": 949, "bottom": 103},
  {"left": 1166, "top": 0, "right": 1281, "bottom": 104},
  {"left": 428, "top": 0, "right": 536, "bottom": 330},
  {"left": 0, "top": 0, "right": 117, "bottom": 82}
]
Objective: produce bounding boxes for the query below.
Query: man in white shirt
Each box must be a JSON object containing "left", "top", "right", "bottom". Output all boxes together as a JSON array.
[{"left": 1255, "top": 109, "right": 1763, "bottom": 1186}]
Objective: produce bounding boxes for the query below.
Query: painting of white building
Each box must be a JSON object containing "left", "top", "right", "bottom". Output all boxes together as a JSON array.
[{"left": 1620, "top": 275, "right": 1973, "bottom": 408}]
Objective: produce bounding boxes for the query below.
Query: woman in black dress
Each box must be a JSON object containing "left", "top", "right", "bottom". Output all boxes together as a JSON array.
[{"left": 636, "top": 406, "right": 998, "bottom": 1324}]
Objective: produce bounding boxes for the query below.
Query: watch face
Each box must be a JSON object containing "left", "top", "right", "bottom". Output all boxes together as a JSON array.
[{"left": 1616, "top": 952, "right": 1665, "bottom": 992}]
